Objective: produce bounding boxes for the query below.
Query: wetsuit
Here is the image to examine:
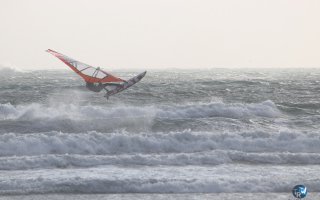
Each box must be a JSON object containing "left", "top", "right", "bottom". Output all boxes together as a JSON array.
[{"left": 85, "top": 82, "right": 105, "bottom": 92}]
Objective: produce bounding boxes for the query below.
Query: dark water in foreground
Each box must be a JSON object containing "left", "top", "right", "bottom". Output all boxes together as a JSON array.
[{"left": 0, "top": 193, "right": 318, "bottom": 200}]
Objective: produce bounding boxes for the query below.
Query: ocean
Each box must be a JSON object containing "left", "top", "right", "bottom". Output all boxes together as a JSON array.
[{"left": 0, "top": 68, "right": 319, "bottom": 199}]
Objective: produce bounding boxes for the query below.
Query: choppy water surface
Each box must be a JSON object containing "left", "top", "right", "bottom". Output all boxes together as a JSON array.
[{"left": 0, "top": 67, "right": 319, "bottom": 197}]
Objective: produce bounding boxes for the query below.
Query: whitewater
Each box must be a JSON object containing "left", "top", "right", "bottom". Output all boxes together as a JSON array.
[{"left": 0, "top": 68, "right": 319, "bottom": 199}]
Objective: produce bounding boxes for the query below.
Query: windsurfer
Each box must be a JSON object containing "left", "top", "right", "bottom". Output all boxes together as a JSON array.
[
  {"left": 85, "top": 82, "right": 105, "bottom": 92},
  {"left": 47, "top": 49, "right": 146, "bottom": 98}
]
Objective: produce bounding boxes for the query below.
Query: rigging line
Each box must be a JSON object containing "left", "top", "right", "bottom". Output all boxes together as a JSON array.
[
  {"left": 91, "top": 67, "right": 101, "bottom": 79},
  {"left": 76, "top": 66, "right": 91, "bottom": 74}
]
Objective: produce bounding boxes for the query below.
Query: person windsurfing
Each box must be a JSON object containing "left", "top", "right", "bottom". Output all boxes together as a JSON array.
[
  {"left": 85, "top": 67, "right": 108, "bottom": 92},
  {"left": 85, "top": 82, "right": 106, "bottom": 92},
  {"left": 46, "top": 49, "right": 146, "bottom": 98}
]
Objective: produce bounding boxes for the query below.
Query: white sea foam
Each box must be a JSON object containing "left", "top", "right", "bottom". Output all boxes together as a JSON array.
[
  {"left": 0, "top": 151, "right": 320, "bottom": 170},
  {"left": 0, "top": 65, "right": 21, "bottom": 76},
  {"left": 0, "top": 130, "right": 318, "bottom": 157},
  {"left": 0, "top": 69, "right": 319, "bottom": 195},
  {"left": 0, "top": 100, "right": 280, "bottom": 121},
  {"left": 0, "top": 165, "right": 319, "bottom": 194},
  {"left": 157, "top": 100, "right": 280, "bottom": 119},
  {"left": 0, "top": 101, "right": 282, "bottom": 133}
]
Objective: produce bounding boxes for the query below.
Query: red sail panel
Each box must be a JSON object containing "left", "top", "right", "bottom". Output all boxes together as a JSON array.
[{"left": 46, "top": 49, "right": 124, "bottom": 83}]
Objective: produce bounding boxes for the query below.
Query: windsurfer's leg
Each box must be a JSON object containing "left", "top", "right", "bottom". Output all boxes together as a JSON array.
[
  {"left": 102, "top": 83, "right": 114, "bottom": 91},
  {"left": 86, "top": 82, "right": 94, "bottom": 91},
  {"left": 86, "top": 82, "right": 103, "bottom": 92}
]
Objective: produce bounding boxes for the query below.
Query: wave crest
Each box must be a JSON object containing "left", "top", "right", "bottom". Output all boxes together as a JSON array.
[{"left": 0, "top": 130, "right": 318, "bottom": 157}]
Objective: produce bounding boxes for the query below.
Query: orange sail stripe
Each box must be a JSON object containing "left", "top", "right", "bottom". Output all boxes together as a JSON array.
[{"left": 46, "top": 49, "right": 124, "bottom": 83}]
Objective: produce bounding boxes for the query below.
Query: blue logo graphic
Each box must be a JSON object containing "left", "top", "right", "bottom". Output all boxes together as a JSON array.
[{"left": 292, "top": 185, "right": 307, "bottom": 199}]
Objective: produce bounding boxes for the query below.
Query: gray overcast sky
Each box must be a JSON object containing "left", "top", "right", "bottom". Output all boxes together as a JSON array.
[{"left": 0, "top": 0, "right": 319, "bottom": 70}]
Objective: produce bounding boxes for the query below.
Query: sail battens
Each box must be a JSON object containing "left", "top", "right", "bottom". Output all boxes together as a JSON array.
[{"left": 46, "top": 49, "right": 124, "bottom": 83}]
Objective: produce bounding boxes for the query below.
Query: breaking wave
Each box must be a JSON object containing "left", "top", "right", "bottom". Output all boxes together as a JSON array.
[
  {"left": 1, "top": 130, "right": 319, "bottom": 156},
  {"left": 0, "top": 100, "right": 281, "bottom": 133},
  {"left": 0, "top": 100, "right": 280, "bottom": 121},
  {"left": 1, "top": 151, "right": 320, "bottom": 171},
  {"left": 0, "top": 130, "right": 319, "bottom": 169},
  {"left": 1, "top": 69, "right": 320, "bottom": 195},
  {"left": 0, "top": 66, "right": 21, "bottom": 76},
  {"left": 0, "top": 165, "right": 319, "bottom": 194}
]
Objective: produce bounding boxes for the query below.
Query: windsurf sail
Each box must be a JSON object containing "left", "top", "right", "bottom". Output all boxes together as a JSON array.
[
  {"left": 46, "top": 49, "right": 146, "bottom": 98},
  {"left": 46, "top": 49, "right": 124, "bottom": 83}
]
